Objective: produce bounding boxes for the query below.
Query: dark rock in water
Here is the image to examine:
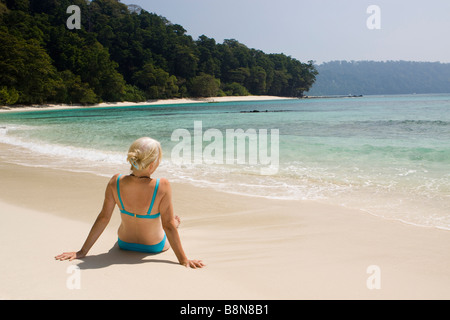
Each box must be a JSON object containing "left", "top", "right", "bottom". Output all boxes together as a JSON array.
[{"left": 240, "top": 109, "right": 263, "bottom": 113}]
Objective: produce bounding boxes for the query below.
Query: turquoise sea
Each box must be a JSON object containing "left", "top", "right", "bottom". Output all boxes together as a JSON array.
[{"left": 1, "top": 94, "right": 449, "bottom": 229}]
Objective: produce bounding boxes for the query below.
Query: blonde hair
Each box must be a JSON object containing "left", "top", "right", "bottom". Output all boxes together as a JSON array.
[{"left": 127, "top": 137, "right": 162, "bottom": 171}]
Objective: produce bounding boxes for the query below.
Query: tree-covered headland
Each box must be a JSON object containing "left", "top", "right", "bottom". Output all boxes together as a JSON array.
[
  {"left": 0, "top": 0, "right": 318, "bottom": 105},
  {"left": 308, "top": 60, "right": 450, "bottom": 96}
]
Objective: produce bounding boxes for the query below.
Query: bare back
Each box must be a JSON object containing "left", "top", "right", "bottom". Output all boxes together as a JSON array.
[{"left": 113, "top": 174, "right": 166, "bottom": 246}]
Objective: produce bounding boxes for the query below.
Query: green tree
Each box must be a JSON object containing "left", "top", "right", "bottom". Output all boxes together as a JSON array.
[
  {"left": 0, "top": 86, "right": 19, "bottom": 105},
  {"left": 0, "top": 0, "right": 319, "bottom": 104},
  {"left": 268, "top": 70, "right": 290, "bottom": 96},
  {"left": 77, "top": 40, "right": 126, "bottom": 102},
  {"left": 122, "top": 84, "right": 146, "bottom": 102},
  {"left": 4, "top": 0, "right": 29, "bottom": 11},
  {"left": 227, "top": 67, "right": 250, "bottom": 85},
  {"left": 247, "top": 66, "right": 267, "bottom": 95},
  {"left": 57, "top": 70, "right": 98, "bottom": 105},
  {"left": 170, "top": 44, "right": 198, "bottom": 79},
  {"left": 222, "top": 82, "right": 250, "bottom": 96},
  {"left": 188, "top": 73, "right": 220, "bottom": 97},
  {"left": 165, "top": 75, "right": 179, "bottom": 98},
  {"left": 133, "top": 63, "right": 178, "bottom": 99},
  {"left": 0, "top": 29, "right": 62, "bottom": 104},
  {"left": 196, "top": 35, "right": 221, "bottom": 78}
]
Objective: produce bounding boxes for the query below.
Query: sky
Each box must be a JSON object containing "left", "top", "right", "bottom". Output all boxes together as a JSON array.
[{"left": 120, "top": 0, "right": 450, "bottom": 65}]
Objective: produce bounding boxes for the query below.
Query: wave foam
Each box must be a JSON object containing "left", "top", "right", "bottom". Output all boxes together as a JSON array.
[{"left": 0, "top": 124, "right": 125, "bottom": 165}]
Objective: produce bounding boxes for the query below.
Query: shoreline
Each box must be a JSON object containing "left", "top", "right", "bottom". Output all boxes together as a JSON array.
[
  {"left": 0, "top": 95, "right": 296, "bottom": 113},
  {"left": 1, "top": 159, "right": 450, "bottom": 299}
]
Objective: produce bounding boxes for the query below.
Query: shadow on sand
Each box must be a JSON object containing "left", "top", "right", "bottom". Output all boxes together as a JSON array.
[{"left": 76, "top": 242, "right": 178, "bottom": 270}]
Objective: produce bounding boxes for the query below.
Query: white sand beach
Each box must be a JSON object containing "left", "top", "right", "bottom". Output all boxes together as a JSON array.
[
  {"left": 1, "top": 156, "right": 450, "bottom": 300},
  {"left": 0, "top": 95, "right": 296, "bottom": 113},
  {"left": 1, "top": 94, "right": 449, "bottom": 300}
]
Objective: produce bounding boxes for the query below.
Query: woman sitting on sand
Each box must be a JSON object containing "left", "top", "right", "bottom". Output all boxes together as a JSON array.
[{"left": 55, "top": 137, "right": 204, "bottom": 269}]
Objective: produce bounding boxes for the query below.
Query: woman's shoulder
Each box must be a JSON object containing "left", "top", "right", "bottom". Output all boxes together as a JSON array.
[
  {"left": 157, "top": 177, "right": 170, "bottom": 186},
  {"left": 156, "top": 177, "right": 171, "bottom": 192},
  {"left": 107, "top": 173, "right": 121, "bottom": 186},
  {"left": 111, "top": 173, "right": 121, "bottom": 181}
]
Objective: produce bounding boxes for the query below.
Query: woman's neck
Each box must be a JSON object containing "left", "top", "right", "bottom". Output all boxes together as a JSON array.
[{"left": 130, "top": 171, "right": 150, "bottom": 179}]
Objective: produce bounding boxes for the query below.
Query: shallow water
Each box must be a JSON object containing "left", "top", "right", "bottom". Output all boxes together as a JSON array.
[{"left": 1, "top": 94, "right": 449, "bottom": 229}]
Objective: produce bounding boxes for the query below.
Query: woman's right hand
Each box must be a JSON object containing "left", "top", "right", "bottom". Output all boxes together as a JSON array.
[{"left": 182, "top": 259, "right": 205, "bottom": 269}]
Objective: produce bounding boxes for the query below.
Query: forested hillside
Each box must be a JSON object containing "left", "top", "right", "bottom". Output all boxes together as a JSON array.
[
  {"left": 0, "top": 0, "right": 317, "bottom": 105},
  {"left": 308, "top": 60, "right": 450, "bottom": 96}
]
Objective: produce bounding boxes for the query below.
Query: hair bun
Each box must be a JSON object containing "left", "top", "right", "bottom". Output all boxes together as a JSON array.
[{"left": 127, "top": 137, "right": 162, "bottom": 171}]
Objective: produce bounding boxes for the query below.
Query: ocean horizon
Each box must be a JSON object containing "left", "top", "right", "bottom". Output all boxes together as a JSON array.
[{"left": 1, "top": 93, "right": 449, "bottom": 230}]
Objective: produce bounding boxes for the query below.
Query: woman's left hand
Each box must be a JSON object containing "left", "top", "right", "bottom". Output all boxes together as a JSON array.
[{"left": 54, "top": 251, "right": 85, "bottom": 261}]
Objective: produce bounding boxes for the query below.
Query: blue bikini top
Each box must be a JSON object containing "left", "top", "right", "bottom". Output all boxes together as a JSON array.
[{"left": 116, "top": 174, "right": 160, "bottom": 219}]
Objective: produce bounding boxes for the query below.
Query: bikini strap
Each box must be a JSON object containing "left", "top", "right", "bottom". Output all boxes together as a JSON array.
[
  {"left": 147, "top": 178, "right": 160, "bottom": 215},
  {"left": 116, "top": 174, "right": 126, "bottom": 211}
]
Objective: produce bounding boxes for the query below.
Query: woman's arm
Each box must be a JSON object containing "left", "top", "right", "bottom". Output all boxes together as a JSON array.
[
  {"left": 159, "top": 178, "right": 204, "bottom": 268},
  {"left": 55, "top": 177, "right": 116, "bottom": 261}
]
